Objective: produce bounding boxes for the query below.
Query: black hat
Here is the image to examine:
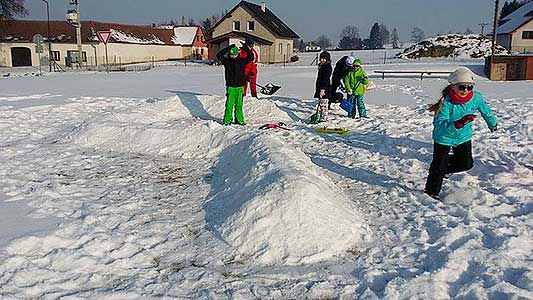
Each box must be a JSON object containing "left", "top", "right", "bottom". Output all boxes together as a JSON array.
[
  {"left": 245, "top": 37, "right": 255, "bottom": 46},
  {"left": 319, "top": 51, "right": 330, "bottom": 61}
]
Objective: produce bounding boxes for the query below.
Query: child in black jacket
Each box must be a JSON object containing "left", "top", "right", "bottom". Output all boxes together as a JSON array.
[
  {"left": 314, "top": 51, "right": 332, "bottom": 122},
  {"left": 216, "top": 44, "right": 254, "bottom": 125}
]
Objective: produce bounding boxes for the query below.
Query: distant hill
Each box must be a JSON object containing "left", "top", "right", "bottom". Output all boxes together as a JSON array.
[{"left": 397, "top": 34, "right": 511, "bottom": 59}]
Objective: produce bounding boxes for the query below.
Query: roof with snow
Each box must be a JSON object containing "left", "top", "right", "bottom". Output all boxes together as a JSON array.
[
  {"left": 498, "top": 1, "right": 533, "bottom": 34},
  {"left": 0, "top": 20, "right": 179, "bottom": 45},
  {"left": 209, "top": 1, "right": 299, "bottom": 39},
  {"left": 172, "top": 27, "right": 199, "bottom": 45}
]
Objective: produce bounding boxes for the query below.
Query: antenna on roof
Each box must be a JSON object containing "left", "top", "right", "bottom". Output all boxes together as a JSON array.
[{"left": 261, "top": 1, "right": 266, "bottom": 12}]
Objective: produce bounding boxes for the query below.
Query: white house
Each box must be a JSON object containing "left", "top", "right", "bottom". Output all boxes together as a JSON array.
[
  {"left": 173, "top": 26, "right": 208, "bottom": 60},
  {"left": 305, "top": 43, "right": 321, "bottom": 52},
  {"left": 497, "top": 1, "right": 533, "bottom": 52},
  {"left": 0, "top": 20, "right": 206, "bottom": 68}
]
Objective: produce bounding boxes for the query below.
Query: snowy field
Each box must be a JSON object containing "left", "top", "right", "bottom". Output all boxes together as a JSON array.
[{"left": 0, "top": 55, "right": 532, "bottom": 299}]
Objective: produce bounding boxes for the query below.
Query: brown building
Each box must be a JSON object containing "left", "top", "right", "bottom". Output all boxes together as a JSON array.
[
  {"left": 206, "top": 1, "right": 299, "bottom": 64},
  {"left": 486, "top": 55, "right": 533, "bottom": 80}
]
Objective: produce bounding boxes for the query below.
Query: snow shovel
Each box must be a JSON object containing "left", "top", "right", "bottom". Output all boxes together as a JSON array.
[{"left": 251, "top": 82, "right": 282, "bottom": 95}]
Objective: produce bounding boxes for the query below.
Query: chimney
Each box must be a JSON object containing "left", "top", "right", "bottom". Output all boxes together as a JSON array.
[{"left": 261, "top": 1, "right": 266, "bottom": 12}]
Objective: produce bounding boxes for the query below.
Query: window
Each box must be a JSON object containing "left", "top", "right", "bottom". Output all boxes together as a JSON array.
[
  {"left": 67, "top": 50, "right": 87, "bottom": 63},
  {"left": 522, "top": 31, "right": 533, "bottom": 40},
  {"left": 51, "top": 50, "right": 61, "bottom": 61},
  {"left": 248, "top": 21, "right": 255, "bottom": 31},
  {"left": 279, "top": 43, "right": 282, "bottom": 54},
  {"left": 233, "top": 21, "right": 241, "bottom": 31}
]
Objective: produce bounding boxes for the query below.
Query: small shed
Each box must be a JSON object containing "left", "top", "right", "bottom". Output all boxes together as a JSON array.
[{"left": 485, "top": 55, "right": 533, "bottom": 80}]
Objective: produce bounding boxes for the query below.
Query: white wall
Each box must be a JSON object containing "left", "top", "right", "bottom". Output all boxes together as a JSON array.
[
  {"left": 511, "top": 20, "right": 533, "bottom": 52},
  {"left": 0, "top": 42, "right": 183, "bottom": 67}
]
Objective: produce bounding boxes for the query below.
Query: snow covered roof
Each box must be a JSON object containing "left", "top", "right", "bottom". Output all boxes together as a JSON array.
[
  {"left": 89, "top": 22, "right": 175, "bottom": 45},
  {"left": 172, "top": 27, "right": 199, "bottom": 45},
  {"left": 0, "top": 20, "right": 178, "bottom": 46},
  {"left": 498, "top": 1, "right": 533, "bottom": 34}
]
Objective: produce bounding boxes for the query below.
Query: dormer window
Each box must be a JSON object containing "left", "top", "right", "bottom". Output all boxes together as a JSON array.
[
  {"left": 233, "top": 21, "right": 241, "bottom": 31},
  {"left": 248, "top": 21, "right": 255, "bottom": 31}
]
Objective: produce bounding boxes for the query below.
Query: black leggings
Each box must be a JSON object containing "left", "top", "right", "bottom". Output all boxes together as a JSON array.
[{"left": 424, "top": 141, "right": 474, "bottom": 196}]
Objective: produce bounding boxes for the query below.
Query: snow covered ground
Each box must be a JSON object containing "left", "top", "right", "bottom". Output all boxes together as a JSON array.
[{"left": 0, "top": 56, "right": 532, "bottom": 299}]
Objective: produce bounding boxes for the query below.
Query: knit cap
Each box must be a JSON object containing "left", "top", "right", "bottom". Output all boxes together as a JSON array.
[{"left": 448, "top": 67, "right": 475, "bottom": 84}]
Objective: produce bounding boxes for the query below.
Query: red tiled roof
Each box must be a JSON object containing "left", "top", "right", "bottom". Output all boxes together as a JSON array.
[{"left": 0, "top": 20, "right": 178, "bottom": 45}]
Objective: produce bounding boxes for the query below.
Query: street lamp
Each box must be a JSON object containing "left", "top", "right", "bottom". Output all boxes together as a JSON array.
[{"left": 41, "top": 0, "right": 52, "bottom": 72}]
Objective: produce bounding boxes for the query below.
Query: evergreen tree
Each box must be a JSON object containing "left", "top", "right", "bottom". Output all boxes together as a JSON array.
[
  {"left": 411, "top": 27, "right": 425, "bottom": 43},
  {"left": 0, "top": 0, "right": 28, "bottom": 20},
  {"left": 201, "top": 18, "right": 213, "bottom": 33},
  {"left": 367, "top": 22, "right": 384, "bottom": 49},
  {"left": 391, "top": 28, "right": 400, "bottom": 49},
  {"left": 465, "top": 28, "right": 474, "bottom": 34},
  {"left": 380, "top": 24, "right": 390, "bottom": 45},
  {"left": 499, "top": 0, "right": 526, "bottom": 25},
  {"left": 188, "top": 18, "right": 196, "bottom": 26}
]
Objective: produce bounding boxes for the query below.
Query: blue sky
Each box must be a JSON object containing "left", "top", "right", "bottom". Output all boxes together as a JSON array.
[{"left": 25, "top": 0, "right": 497, "bottom": 42}]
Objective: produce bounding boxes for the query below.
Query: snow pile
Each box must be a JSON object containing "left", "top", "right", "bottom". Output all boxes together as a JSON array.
[
  {"left": 109, "top": 29, "right": 165, "bottom": 45},
  {"left": 72, "top": 96, "right": 237, "bottom": 159},
  {"left": 71, "top": 95, "right": 368, "bottom": 265},
  {"left": 206, "top": 134, "right": 369, "bottom": 265},
  {"left": 398, "top": 34, "right": 511, "bottom": 59}
]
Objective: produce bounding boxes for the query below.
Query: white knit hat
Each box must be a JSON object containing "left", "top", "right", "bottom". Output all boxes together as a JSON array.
[
  {"left": 448, "top": 67, "right": 475, "bottom": 85},
  {"left": 345, "top": 56, "right": 355, "bottom": 66}
]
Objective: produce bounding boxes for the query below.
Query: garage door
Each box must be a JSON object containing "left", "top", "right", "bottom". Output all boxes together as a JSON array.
[{"left": 11, "top": 47, "right": 32, "bottom": 67}]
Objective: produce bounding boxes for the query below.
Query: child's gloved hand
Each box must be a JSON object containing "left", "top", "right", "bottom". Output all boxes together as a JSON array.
[
  {"left": 489, "top": 125, "right": 498, "bottom": 132},
  {"left": 454, "top": 114, "right": 476, "bottom": 129}
]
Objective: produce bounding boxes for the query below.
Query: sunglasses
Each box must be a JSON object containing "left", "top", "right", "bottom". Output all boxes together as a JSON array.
[{"left": 458, "top": 84, "right": 474, "bottom": 91}]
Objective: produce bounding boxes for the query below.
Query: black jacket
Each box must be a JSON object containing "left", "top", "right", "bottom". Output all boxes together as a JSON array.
[
  {"left": 314, "top": 63, "right": 332, "bottom": 99},
  {"left": 332, "top": 56, "right": 351, "bottom": 87},
  {"left": 217, "top": 44, "right": 254, "bottom": 87}
]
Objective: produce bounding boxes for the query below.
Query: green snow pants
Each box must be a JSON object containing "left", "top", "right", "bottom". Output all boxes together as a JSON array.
[{"left": 224, "top": 86, "right": 245, "bottom": 125}]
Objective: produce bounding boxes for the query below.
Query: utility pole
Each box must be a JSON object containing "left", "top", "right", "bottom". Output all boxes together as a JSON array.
[
  {"left": 42, "top": 0, "right": 52, "bottom": 72},
  {"left": 479, "top": 22, "right": 489, "bottom": 37},
  {"left": 67, "top": 0, "right": 83, "bottom": 68},
  {"left": 491, "top": 0, "right": 500, "bottom": 67},
  {"left": 75, "top": 0, "right": 83, "bottom": 68}
]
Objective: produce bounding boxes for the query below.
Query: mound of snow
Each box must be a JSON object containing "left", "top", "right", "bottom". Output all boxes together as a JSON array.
[
  {"left": 205, "top": 134, "right": 369, "bottom": 265},
  {"left": 398, "top": 34, "right": 510, "bottom": 59}
]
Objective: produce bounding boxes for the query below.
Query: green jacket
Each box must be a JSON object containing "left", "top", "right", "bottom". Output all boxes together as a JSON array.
[{"left": 344, "top": 68, "right": 369, "bottom": 96}]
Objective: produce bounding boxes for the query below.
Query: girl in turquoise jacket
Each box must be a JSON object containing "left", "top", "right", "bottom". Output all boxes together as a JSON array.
[
  {"left": 344, "top": 59, "right": 369, "bottom": 118},
  {"left": 424, "top": 67, "right": 497, "bottom": 200}
]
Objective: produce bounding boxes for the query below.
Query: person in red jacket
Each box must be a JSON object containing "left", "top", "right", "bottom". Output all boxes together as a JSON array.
[{"left": 240, "top": 38, "right": 259, "bottom": 98}]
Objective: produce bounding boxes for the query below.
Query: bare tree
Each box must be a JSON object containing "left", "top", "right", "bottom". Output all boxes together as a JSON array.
[
  {"left": 338, "top": 26, "right": 361, "bottom": 50},
  {"left": 391, "top": 28, "right": 400, "bottom": 49},
  {"left": 316, "top": 35, "right": 332, "bottom": 50},
  {"left": 0, "top": 0, "right": 28, "bottom": 20}
]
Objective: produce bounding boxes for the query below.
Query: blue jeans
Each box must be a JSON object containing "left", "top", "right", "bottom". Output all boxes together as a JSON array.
[{"left": 348, "top": 95, "right": 366, "bottom": 118}]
